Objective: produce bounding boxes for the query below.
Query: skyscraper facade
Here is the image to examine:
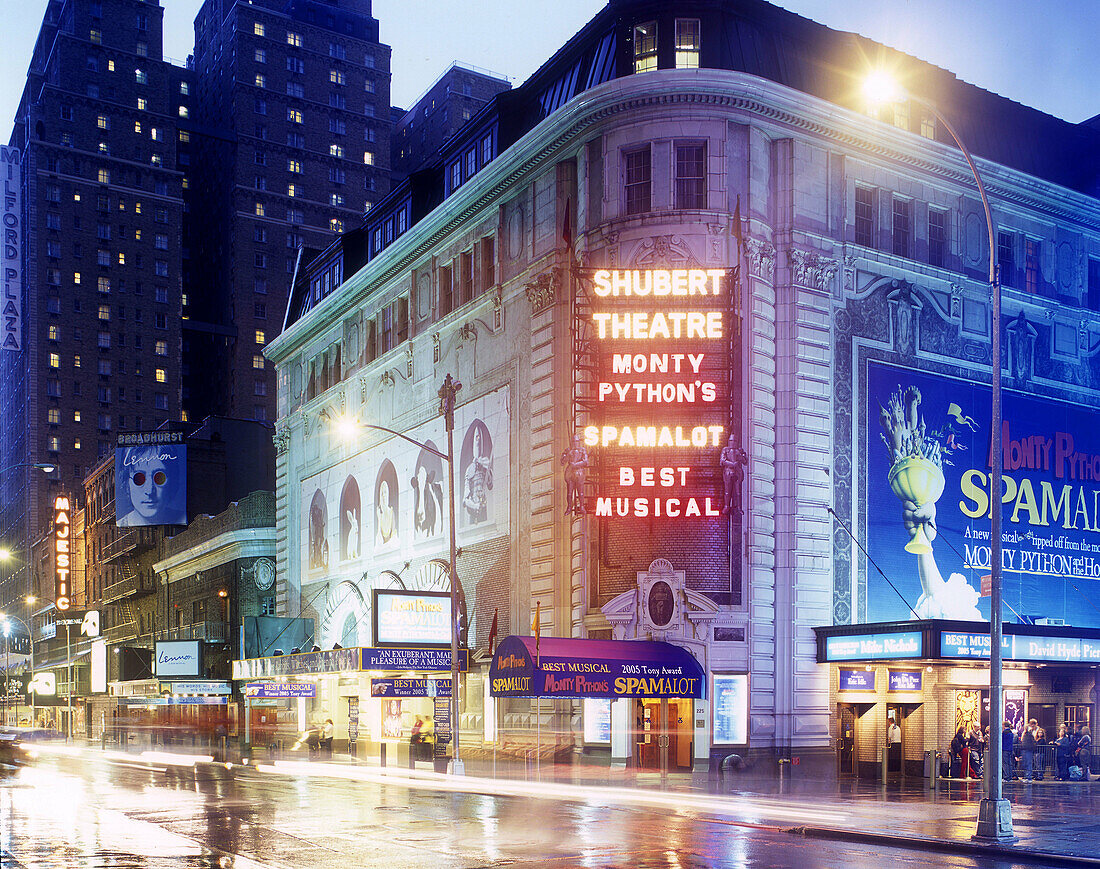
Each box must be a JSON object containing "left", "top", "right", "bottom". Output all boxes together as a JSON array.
[
  {"left": 186, "top": 0, "right": 393, "bottom": 423},
  {"left": 2, "top": 0, "right": 190, "bottom": 609}
]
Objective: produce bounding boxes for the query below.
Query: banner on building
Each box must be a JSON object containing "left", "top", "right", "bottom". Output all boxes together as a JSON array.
[
  {"left": 115, "top": 432, "right": 187, "bottom": 527},
  {"left": 866, "top": 361, "right": 1100, "bottom": 628},
  {"left": 1, "top": 145, "right": 21, "bottom": 352}
]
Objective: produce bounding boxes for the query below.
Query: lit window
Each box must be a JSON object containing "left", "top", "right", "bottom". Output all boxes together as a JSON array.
[
  {"left": 330, "top": 193, "right": 344, "bottom": 207},
  {"left": 74, "top": 410, "right": 81, "bottom": 422},
  {"left": 255, "top": 202, "right": 265, "bottom": 217},
  {"left": 107, "top": 59, "right": 115, "bottom": 72},
  {"left": 253, "top": 354, "right": 265, "bottom": 369},
  {"left": 155, "top": 368, "right": 166, "bottom": 383},
  {"left": 137, "top": 97, "right": 147, "bottom": 110},
  {"left": 90, "top": 29, "right": 102, "bottom": 43},
  {"left": 74, "top": 355, "right": 82, "bottom": 367},
  {"left": 48, "top": 408, "right": 60, "bottom": 423},
  {"left": 155, "top": 340, "right": 167, "bottom": 355},
  {"left": 287, "top": 109, "right": 303, "bottom": 124},
  {"left": 180, "top": 82, "right": 190, "bottom": 96},
  {"left": 330, "top": 144, "right": 344, "bottom": 158},
  {"left": 675, "top": 19, "right": 700, "bottom": 68},
  {"left": 49, "top": 353, "right": 60, "bottom": 368},
  {"left": 920, "top": 111, "right": 936, "bottom": 139},
  {"left": 255, "top": 330, "right": 266, "bottom": 344},
  {"left": 287, "top": 184, "right": 299, "bottom": 197},
  {"left": 135, "top": 69, "right": 147, "bottom": 84},
  {"left": 633, "top": 21, "right": 658, "bottom": 73},
  {"left": 330, "top": 219, "right": 344, "bottom": 232},
  {"left": 48, "top": 325, "right": 59, "bottom": 340},
  {"left": 255, "top": 74, "right": 266, "bottom": 88},
  {"left": 254, "top": 22, "right": 265, "bottom": 36},
  {"left": 255, "top": 48, "right": 266, "bottom": 63},
  {"left": 287, "top": 159, "right": 301, "bottom": 173},
  {"left": 48, "top": 436, "right": 60, "bottom": 452},
  {"left": 74, "top": 439, "right": 81, "bottom": 450},
  {"left": 363, "top": 151, "right": 374, "bottom": 165},
  {"left": 74, "top": 272, "right": 81, "bottom": 285},
  {"left": 287, "top": 31, "right": 302, "bottom": 47},
  {"left": 178, "top": 130, "right": 190, "bottom": 143},
  {"left": 330, "top": 69, "right": 345, "bottom": 85},
  {"left": 98, "top": 305, "right": 110, "bottom": 321},
  {"left": 98, "top": 276, "right": 110, "bottom": 293},
  {"left": 178, "top": 105, "right": 189, "bottom": 118},
  {"left": 97, "top": 114, "right": 109, "bottom": 129},
  {"left": 134, "top": 121, "right": 143, "bottom": 134}
]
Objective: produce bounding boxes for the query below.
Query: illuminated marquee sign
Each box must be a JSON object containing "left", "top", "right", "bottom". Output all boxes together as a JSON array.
[
  {"left": 2, "top": 145, "right": 22, "bottom": 353},
  {"left": 585, "top": 268, "right": 731, "bottom": 519},
  {"left": 940, "top": 631, "right": 1100, "bottom": 663},
  {"left": 53, "top": 495, "right": 72, "bottom": 610},
  {"left": 823, "top": 631, "right": 923, "bottom": 661},
  {"left": 372, "top": 590, "right": 452, "bottom": 647}
]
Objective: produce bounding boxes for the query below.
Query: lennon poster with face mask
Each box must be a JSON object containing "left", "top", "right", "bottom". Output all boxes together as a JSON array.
[{"left": 115, "top": 432, "right": 188, "bottom": 527}]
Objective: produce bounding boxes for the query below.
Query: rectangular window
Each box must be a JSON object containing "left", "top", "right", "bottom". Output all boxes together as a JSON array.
[
  {"left": 286, "top": 82, "right": 305, "bottom": 98},
  {"left": 287, "top": 31, "right": 302, "bottom": 47},
  {"left": 892, "top": 100, "right": 910, "bottom": 131},
  {"left": 1025, "top": 239, "right": 1040, "bottom": 294},
  {"left": 255, "top": 48, "right": 266, "bottom": 63},
  {"left": 330, "top": 119, "right": 346, "bottom": 135},
  {"left": 624, "top": 147, "right": 652, "bottom": 215},
  {"left": 633, "top": 21, "right": 658, "bottom": 73},
  {"left": 479, "top": 237, "right": 495, "bottom": 294},
  {"left": 675, "top": 143, "right": 706, "bottom": 209},
  {"left": 287, "top": 108, "right": 303, "bottom": 124},
  {"left": 438, "top": 265, "right": 454, "bottom": 317},
  {"left": 892, "top": 197, "right": 912, "bottom": 258},
  {"left": 460, "top": 251, "right": 474, "bottom": 305},
  {"left": 287, "top": 57, "right": 304, "bottom": 74},
  {"left": 1089, "top": 258, "right": 1100, "bottom": 312},
  {"left": 998, "top": 231, "right": 1015, "bottom": 287},
  {"left": 854, "top": 186, "right": 875, "bottom": 247},
  {"left": 920, "top": 111, "right": 936, "bottom": 139},
  {"left": 330, "top": 69, "right": 345, "bottom": 85},
  {"left": 675, "top": 19, "right": 700, "bottom": 68},
  {"left": 254, "top": 22, "right": 265, "bottom": 37},
  {"left": 928, "top": 208, "right": 947, "bottom": 267}
]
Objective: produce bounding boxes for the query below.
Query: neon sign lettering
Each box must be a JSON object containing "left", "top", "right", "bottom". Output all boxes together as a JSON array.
[
  {"left": 587, "top": 268, "right": 731, "bottom": 519},
  {"left": 53, "top": 495, "right": 71, "bottom": 610}
]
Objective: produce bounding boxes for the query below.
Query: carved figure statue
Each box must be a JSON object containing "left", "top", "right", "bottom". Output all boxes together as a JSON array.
[
  {"left": 560, "top": 434, "right": 589, "bottom": 515},
  {"left": 719, "top": 436, "right": 748, "bottom": 516}
]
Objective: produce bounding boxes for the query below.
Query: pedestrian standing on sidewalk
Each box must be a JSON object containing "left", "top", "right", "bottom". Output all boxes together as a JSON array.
[
  {"left": 1035, "top": 727, "right": 1047, "bottom": 780},
  {"left": 950, "top": 728, "right": 968, "bottom": 778},
  {"left": 1076, "top": 725, "right": 1092, "bottom": 781},
  {"left": 1020, "top": 719, "right": 1037, "bottom": 781},
  {"left": 321, "top": 718, "right": 334, "bottom": 759},
  {"left": 1056, "top": 725, "right": 1073, "bottom": 780},
  {"left": 967, "top": 724, "right": 985, "bottom": 778},
  {"left": 1001, "top": 720, "right": 1016, "bottom": 782}
]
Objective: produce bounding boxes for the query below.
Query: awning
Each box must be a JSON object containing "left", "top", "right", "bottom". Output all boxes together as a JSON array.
[
  {"left": 489, "top": 635, "right": 705, "bottom": 699},
  {"left": 35, "top": 650, "right": 90, "bottom": 670}
]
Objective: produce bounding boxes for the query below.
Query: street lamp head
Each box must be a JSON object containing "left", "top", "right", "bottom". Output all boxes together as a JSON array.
[
  {"left": 33, "top": 463, "right": 57, "bottom": 474},
  {"left": 25, "top": 596, "right": 36, "bottom": 606},
  {"left": 0, "top": 548, "right": 10, "bottom": 562},
  {"left": 862, "top": 69, "right": 903, "bottom": 108},
  {"left": 218, "top": 589, "right": 228, "bottom": 598},
  {"left": 330, "top": 413, "right": 360, "bottom": 443}
]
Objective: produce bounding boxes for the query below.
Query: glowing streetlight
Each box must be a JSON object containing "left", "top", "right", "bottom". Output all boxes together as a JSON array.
[{"left": 864, "top": 70, "right": 1010, "bottom": 842}]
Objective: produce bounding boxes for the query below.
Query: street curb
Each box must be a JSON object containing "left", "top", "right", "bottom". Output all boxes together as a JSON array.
[{"left": 789, "top": 825, "right": 1100, "bottom": 868}]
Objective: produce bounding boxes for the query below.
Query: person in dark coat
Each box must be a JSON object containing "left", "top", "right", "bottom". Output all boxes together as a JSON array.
[
  {"left": 950, "top": 728, "right": 968, "bottom": 778},
  {"left": 1055, "top": 725, "right": 1073, "bottom": 780},
  {"left": 1001, "top": 720, "right": 1016, "bottom": 782},
  {"left": 1076, "top": 726, "right": 1093, "bottom": 781},
  {"left": 1020, "top": 719, "right": 1037, "bottom": 781}
]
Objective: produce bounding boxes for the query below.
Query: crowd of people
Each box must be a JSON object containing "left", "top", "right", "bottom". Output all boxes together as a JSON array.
[{"left": 949, "top": 719, "right": 1093, "bottom": 782}]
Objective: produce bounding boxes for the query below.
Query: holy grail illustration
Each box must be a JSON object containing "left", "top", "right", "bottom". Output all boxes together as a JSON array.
[{"left": 880, "top": 386, "right": 945, "bottom": 554}]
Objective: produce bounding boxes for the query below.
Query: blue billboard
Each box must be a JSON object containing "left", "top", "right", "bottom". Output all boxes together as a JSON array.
[
  {"left": 865, "top": 362, "right": 1100, "bottom": 627},
  {"left": 115, "top": 433, "right": 187, "bottom": 527}
]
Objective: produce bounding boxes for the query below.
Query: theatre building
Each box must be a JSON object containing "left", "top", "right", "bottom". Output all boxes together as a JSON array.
[{"left": 251, "top": 0, "right": 1100, "bottom": 776}]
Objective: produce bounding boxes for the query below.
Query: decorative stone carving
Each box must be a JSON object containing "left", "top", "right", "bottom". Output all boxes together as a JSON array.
[
  {"left": 843, "top": 251, "right": 859, "bottom": 294},
  {"left": 634, "top": 235, "right": 698, "bottom": 269},
  {"left": 1081, "top": 320, "right": 1091, "bottom": 352},
  {"left": 491, "top": 288, "right": 504, "bottom": 332},
  {"left": 272, "top": 424, "right": 290, "bottom": 455},
  {"left": 1006, "top": 310, "right": 1038, "bottom": 386},
  {"left": 404, "top": 341, "right": 413, "bottom": 377},
  {"left": 886, "top": 280, "right": 924, "bottom": 358},
  {"left": 789, "top": 249, "right": 840, "bottom": 293},
  {"left": 745, "top": 238, "right": 776, "bottom": 279},
  {"left": 524, "top": 268, "right": 560, "bottom": 315},
  {"left": 950, "top": 283, "right": 963, "bottom": 319},
  {"left": 380, "top": 369, "right": 395, "bottom": 388},
  {"left": 432, "top": 332, "right": 441, "bottom": 363},
  {"left": 459, "top": 322, "right": 476, "bottom": 343}
]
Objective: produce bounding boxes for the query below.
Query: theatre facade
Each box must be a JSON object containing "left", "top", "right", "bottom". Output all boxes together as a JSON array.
[{"left": 252, "top": 0, "right": 1100, "bottom": 776}]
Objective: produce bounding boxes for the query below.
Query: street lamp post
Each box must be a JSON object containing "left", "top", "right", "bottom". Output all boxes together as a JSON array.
[
  {"left": 0, "top": 613, "right": 34, "bottom": 728},
  {"left": 864, "top": 72, "right": 1012, "bottom": 842},
  {"left": 331, "top": 372, "right": 465, "bottom": 775}
]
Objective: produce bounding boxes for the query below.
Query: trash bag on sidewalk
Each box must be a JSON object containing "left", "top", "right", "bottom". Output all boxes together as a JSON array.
[{"left": 1069, "top": 765, "right": 1084, "bottom": 781}]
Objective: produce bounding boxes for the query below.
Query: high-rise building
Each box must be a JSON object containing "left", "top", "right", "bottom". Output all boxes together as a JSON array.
[
  {"left": 391, "top": 64, "right": 511, "bottom": 180},
  {"left": 185, "top": 0, "right": 393, "bottom": 423},
  {"left": 2, "top": 0, "right": 190, "bottom": 610}
]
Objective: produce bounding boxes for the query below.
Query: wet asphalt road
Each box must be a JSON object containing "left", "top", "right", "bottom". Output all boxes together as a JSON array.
[{"left": 0, "top": 751, "right": 1052, "bottom": 868}]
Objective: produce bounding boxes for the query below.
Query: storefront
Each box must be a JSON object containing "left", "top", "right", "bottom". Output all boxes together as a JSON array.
[
  {"left": 232, "top": 645, "right": 468, "bottom": 763},
  {"left": 814, "top": 620, "right": 1100, "bottom": 777},
  {"left": 488, "top": 635, "right": 706, "bottom": 773}
]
